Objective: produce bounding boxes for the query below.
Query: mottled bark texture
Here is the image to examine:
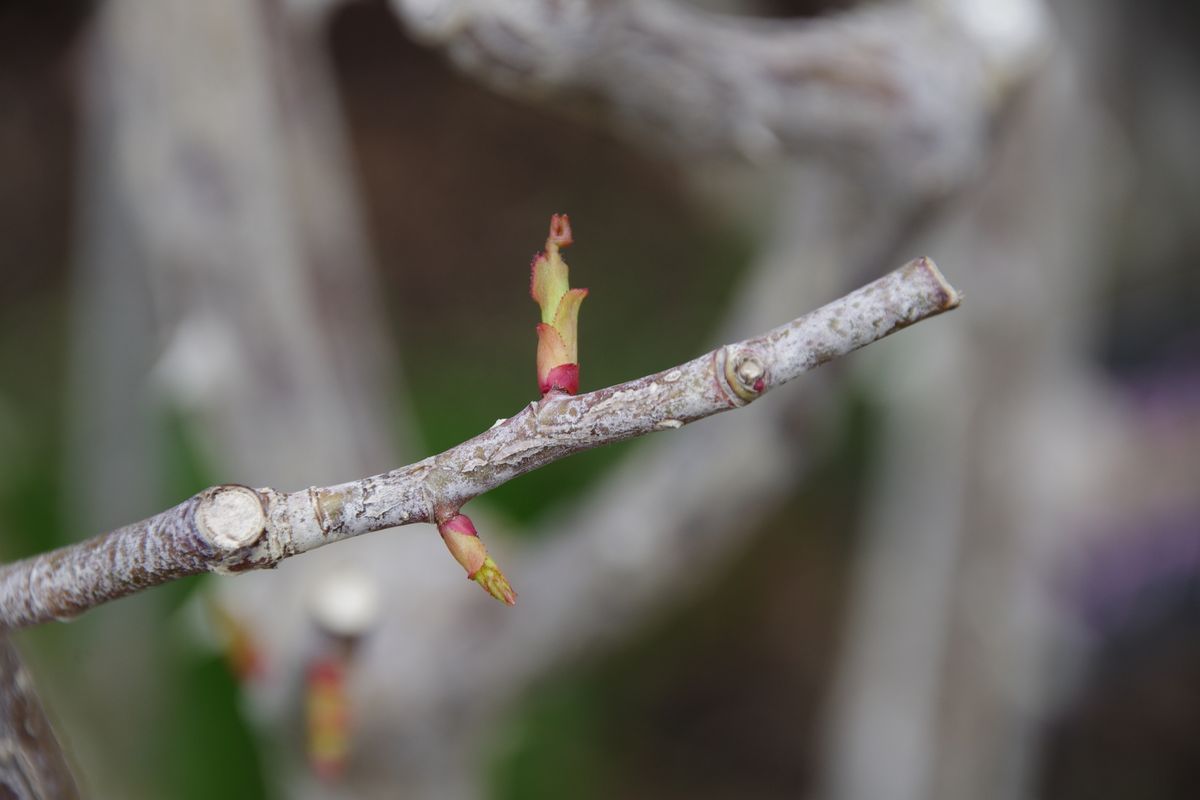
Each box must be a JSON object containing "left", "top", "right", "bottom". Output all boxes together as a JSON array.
[
  {"left": 0, "top": 259, "right": 959, "bottom": 630},
  {"left": 0, "top": 637, "right": 80, "bottom": 800}
]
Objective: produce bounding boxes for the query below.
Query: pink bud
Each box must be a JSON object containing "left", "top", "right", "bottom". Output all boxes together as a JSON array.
[
  {"left": 438, "top": 514, "right": 487, "bottom": 577},
  {"left": 542, "top": 363, "right": 580, "bottom": 396},
  {"left": 437, "top": 514, "right": 519, "bottom": 605}
]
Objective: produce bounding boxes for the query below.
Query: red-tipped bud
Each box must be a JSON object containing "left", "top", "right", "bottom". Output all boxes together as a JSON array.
[
  {"left": 437, "top": 513, "right": 518, "bottom": 605},
  {"left": 548, "top": 213, "right": 573, "bottom": 248},
  {"left": 529, "top": 215, "right": 586, "bottom": 396}
]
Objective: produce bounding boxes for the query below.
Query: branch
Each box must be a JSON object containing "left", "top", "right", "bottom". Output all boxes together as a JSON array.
[
  {"left": 390, "top": 0, "right": 1048, "bottom": 192},
  {"left": 472, "top": 167, "right": 917, "bottom": 689},
  {"left": 0, "top": 259, "right": 959, "bottom": 630},
  {"left": 0, "top": 637, "right": 81, "bottom": 799}
]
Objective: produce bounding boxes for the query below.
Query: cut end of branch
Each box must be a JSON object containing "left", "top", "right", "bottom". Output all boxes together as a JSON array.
[{"left": 196, "top": 485, "right": 266, "bottom": 551}]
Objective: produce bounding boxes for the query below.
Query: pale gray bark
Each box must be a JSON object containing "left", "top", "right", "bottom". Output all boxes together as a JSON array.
[{"left": 1, "top": 261, "right": 959, "bottom": 630}]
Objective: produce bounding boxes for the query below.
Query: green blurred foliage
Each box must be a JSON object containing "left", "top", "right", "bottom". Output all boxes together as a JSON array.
[{"left": 0, "top": 295, "right": 68, "bottom": 562}]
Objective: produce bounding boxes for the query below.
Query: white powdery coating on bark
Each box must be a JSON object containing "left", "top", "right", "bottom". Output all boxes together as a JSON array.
[{"left": 0, "top": 259, "right": 958, "bottom": 630}]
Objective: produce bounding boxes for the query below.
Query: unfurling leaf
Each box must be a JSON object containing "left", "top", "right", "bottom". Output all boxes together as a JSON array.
[
  {"left": 530, "top": 214, "right": 586, "bottom": 396},
  {"left": 437, "top": 513, "right": 517, "bottom": 606},
  {"left": 473, "top": 555, "right": 518, "bottom": 606}
]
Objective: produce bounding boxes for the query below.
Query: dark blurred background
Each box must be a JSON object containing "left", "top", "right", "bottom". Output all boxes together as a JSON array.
[{"left": 1, "top": 1, "right": 1198, "bottom": 798}]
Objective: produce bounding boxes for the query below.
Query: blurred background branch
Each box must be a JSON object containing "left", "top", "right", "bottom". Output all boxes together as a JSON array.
[{"left": 0, "top": 636, "right": 79, "bottom": 800}]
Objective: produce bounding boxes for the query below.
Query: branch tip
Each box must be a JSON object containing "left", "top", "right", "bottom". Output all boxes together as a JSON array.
[{"left": 912, "top": 256, "right": 961, "bottom": 310}]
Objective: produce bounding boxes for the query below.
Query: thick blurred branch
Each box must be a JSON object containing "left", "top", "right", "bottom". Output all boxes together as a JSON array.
[
  {"left": 85, "top": 0, "right": 407, "bottom": 484},
  {"left": 0, "top": 637, "right": 80, "bottom": 800},
  {"left": 822, "top": 49, "right": 1130, "bottom": 800},
  {"left": 0, "top": 259, "right": 958, "bottom": 630},
  {"left": 390, "top": 0, "right": 1047, "bottom": 193},
  {"left": 55, "top": 1, "right": 414, "bottom": 793}
]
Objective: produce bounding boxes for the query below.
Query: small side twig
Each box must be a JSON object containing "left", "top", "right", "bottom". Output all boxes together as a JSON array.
[{"left": 0, "top": 258, "right": 959, "bottom": 630}]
